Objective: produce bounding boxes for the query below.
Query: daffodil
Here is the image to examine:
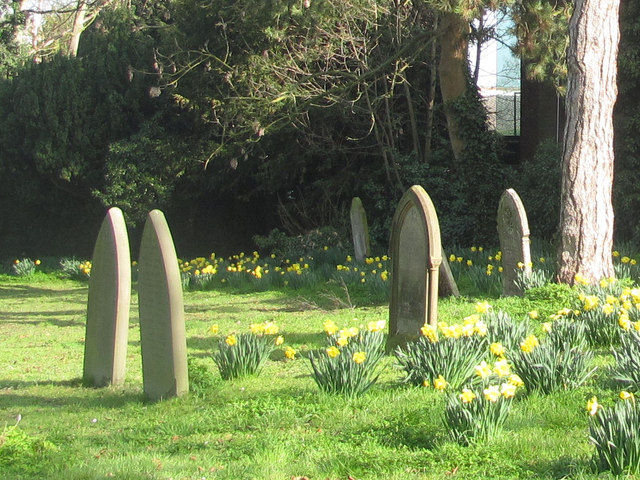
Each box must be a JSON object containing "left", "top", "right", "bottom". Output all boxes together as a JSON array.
[
  {"left": 620, "top": 391, "right": 634, "bottom": 401},
  {"left": 284, "top": 346, "right": 297, "bottom": 359},
  {"left": 225, "top": 334, "right": 237, "bottom": 346},
  {"left": 459, "top": 388, "right": 476, "bottom": 403},
  {"left": 352, "top": 351, "right": 366, "bottom": 364},
  {"left": 326, "top": 346, "right": 340, "bottom": 358},
  {"left": 475, "top": 301, "right": 492, "bottom": 314},
  {"left": 367, "top": 320, "right": 386, "bottom": 332},
  {"left": 323, "top": 319, "right": 338, "bottom": 336},
  {"left": 483, "top": 385, "right": 501, "bottom": 403},
  {"left": 586, "top": 396, "right": 600, "bottom": 416},
  {"left": 475, "top": 361, "right": 492, "bottom": 379},
  {"left": 490, "top": 342, "right": 505, "bottom": 357},
  {"left": 520, "top": 334, "right": 539, "bottom": 353},
  {"left": 493, "top": 359, "right": 511, "bottom": 377},
  {"left": 433, "top": 375, "right": 448, "bottom": 391},
  {"left": 508, "top": 374, "right": 524, "bottom": 387}
]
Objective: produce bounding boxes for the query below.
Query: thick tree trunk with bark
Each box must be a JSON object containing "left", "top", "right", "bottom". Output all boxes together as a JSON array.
[
  {"left": 438, "top": 12, "right": 470, "bottom": 165},
  {"left": 557, "top": 0, "right": 620, "bottom": 284}
]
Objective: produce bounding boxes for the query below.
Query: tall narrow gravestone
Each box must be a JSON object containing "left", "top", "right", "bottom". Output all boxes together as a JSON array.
[
  {"left": 83, "top": 207, "right": 131, "bottom": 387},
  {"left": 138, "top": 210, "right": 188, "bottom": 400},
  {"left": 350, "top": 197, "right": 371, "bottom": 262},
  {"left": 497, "top": 188, "right": 532, "bottom": 296},
  {"left": 387, "top": 186, "right": 442, "bottom": 349}
]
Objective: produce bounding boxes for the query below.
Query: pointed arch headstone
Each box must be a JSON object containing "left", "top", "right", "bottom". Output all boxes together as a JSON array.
[
  {"left": 83, "top": 207, "right": 131, "bottom": 387},
  {"left": 350, "top": 197, "right": 371, "bottom": 262},
  {"left": 138, "top": 210, "right": 188, "bottom": 400},
  {"left": 387, "top": 186, "right": 442, "bottom": 349},
  {"left": 497, "top": 188, "right": 532, "bottom": 296}
]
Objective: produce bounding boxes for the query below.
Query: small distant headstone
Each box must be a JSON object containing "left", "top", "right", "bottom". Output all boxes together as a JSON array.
[
  {"left": 138, "top": 210, "right": 188, "bottom": 400},
  {"left": 497, "top": 188, "right": 532, "bottom": 296},
  {"left": 83, "top": 207, "right": 131, "bottom": 387},
  {"left": 350, "top": 197, "right": 371, "bottom": 262},
  {"left": 439, "top": 251, "right": 460, "bottom": 297},
  {"left": 388, "top": 186, "right": 442, "bottom": 349}
]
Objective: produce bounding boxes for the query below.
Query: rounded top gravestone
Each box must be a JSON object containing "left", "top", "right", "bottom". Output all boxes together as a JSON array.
[
  {"left": 138, "top": 209, "right": 189, "bottom": 400},
  {"left": 83, "top": 207, "right": 131, "bottom": 387},
  {"left": 497, "top": 188, "right": 532, "bottom": 296},
  {"left": 387, "top": 185, "right": 442, "bottom": 349}
]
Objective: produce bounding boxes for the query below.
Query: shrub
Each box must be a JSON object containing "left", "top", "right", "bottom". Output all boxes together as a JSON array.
[
  {"left": 395, "top": 319, "right": 487, "bottom": 390},
  {"left": 588, "top": 394, "right": 640, "bottom": 475},
  {"left": 309, "top": 321, "right": 385, "bottom": 396},
  {"left": 212, "top": 322, "right": 281, "bottom": 380},
  {"left": 525, "top": 282, "right": 578, "bottom": 311}
]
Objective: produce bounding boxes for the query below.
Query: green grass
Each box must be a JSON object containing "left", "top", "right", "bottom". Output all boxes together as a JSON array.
[{"left": 0, "top": 274, "right": 632, "bottom": 479}]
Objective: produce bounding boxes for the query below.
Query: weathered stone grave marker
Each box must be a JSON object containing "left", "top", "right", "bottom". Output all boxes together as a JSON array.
[
  {"left": 387, "top": 185, "right": 442, "bottom": 349},
  {"left": 350, "top": 197, "right": 371, "bottom": 262},
  {"left": 83, "top": 207, "right": 131, "bottom": 387},
  {"left": 497, "top": 188, "right": 532, "bottom": 296},
  {"left": 138, "top": 209, "right": 189, "bottom": 400}
]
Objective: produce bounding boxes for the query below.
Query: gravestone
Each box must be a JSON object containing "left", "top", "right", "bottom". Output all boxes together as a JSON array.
[
  {"left": 497, "top": 188, "right": 532, "bottom": 296},
  {"left": 350, "top": 197, "right": 371, "bottom": 262},
  {"left": 83, "top": 207, "right": 131, "bottom": 387},
  {"left": 439, "top": 252, "right": 460, "bottom": 297},
  {"left": 138, "top": 210, "right": 188, "bottom": 400},
  {"left": 387, "top": 185, "right": 442, "bottom": 349}
]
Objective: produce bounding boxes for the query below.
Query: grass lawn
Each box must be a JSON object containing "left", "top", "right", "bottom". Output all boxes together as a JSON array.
[{"left": 0, "top": 274, "right": 629, "bottom": 479}]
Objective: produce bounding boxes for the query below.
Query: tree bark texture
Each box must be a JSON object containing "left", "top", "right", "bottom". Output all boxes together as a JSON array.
[
  {"left": 438, "top": 12, "right": 470, "bottom": 165},
  {"left": 557, "top": 0, "right": 619, "bottom": 284},
  {"left": 68, "top": 0, "right": 87, "bottom": 57}
]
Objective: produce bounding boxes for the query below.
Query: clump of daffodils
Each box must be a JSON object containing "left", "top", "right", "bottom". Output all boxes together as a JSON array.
[
  {"left": 395, "top": 317, "right": 487, "bottom": 390},
  {"left": 588, "top": 392, "right": 640, "bottom": 475},
  {"left": 211, "top": 321, "right": 285, "bottom": 380},
  {"left": 510, "top": 330, "right": 595, "bottom": 394},
  {"left": 444, "top": 360, "right": 523, "bottom": 445},
  {"left": 308, "top": 319, "right": 385, "bottom": 396},
  {"left": 11, "top": 258, "right": 40, "bottom": 277}
]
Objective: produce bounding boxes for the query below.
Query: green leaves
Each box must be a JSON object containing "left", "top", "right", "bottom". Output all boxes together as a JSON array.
[
  {"left": 510, "top": 341, "right": 595, "bottom": 395},
  {"left": 590, "top": 398, "right": 640, "bottom": 475},
  {"left": 213, "top": 333, "right": 277, "bottom": 380},
  {"left": 612, "top": 330, "right": 640, "bottom": 390},
  {"left": 395, "top": 331, "right": 487, "bottom": 390}
]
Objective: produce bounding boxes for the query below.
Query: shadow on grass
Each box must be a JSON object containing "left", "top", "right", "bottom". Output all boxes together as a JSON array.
[
  {"left": 0, "top": 313, "right": 85, "bottom": 327},
  {"left": 0, "top": 284, "right": 86, "bottom": 299},
  {"left": 0, "top": 387, "right": 144, "bottom": 409},
  {"left": 519, "top": 455, "right": 589, "bottom": 479},
  {"left": 0, "top": 378, "right": 84, "bottom": 389}
]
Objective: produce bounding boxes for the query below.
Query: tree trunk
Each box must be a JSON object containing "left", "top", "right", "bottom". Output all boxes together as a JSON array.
[
  {"left": 438, "top": 12, "right": 470, "bottom": 165},
  {"left": 423, "top": 16, "right": 438, "bottom": 163},
  {"left": 557, "top": 0, "right": 620, "bottom": 284},
  {"left": 68, "top": 0, "right": 87, "bottom": 57}
]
